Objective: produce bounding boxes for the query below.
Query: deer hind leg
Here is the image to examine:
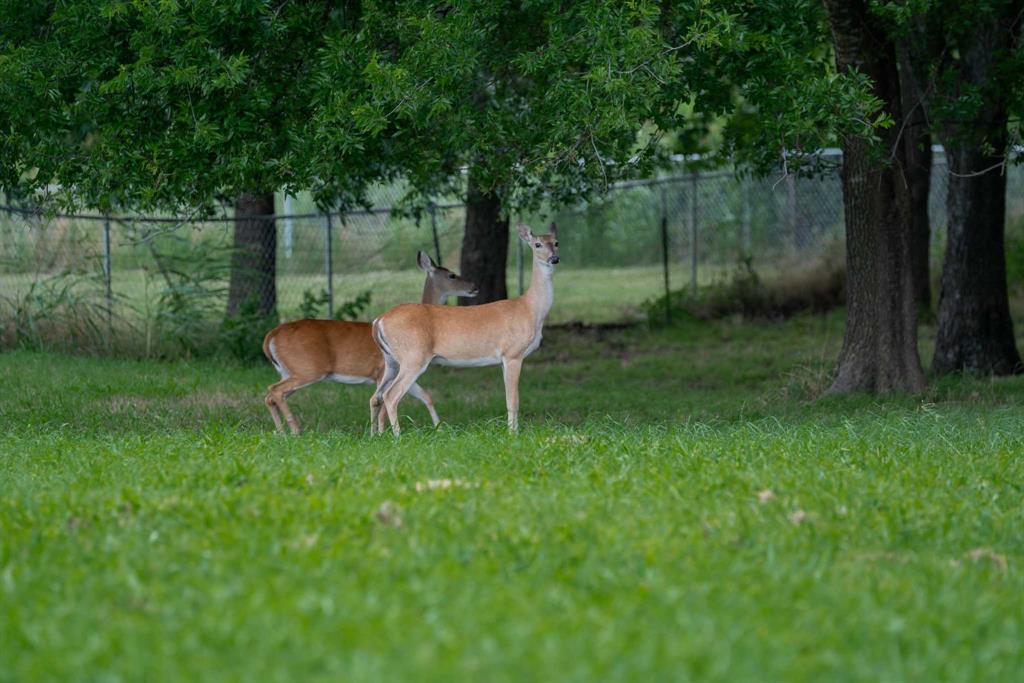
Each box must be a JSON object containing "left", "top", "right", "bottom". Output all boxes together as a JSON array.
[
  {"left": 501, "top": 357, "right": 523, "bottom": 433},
  {"left": 265, "top": 392, "right": 285, "bottom": 431},
  {"left": 266, "top": 377, "right": 319, "bottom": 435},
  {"left": 370, "top": 355, "right": 400, "bottom": 435},
  {"left": 381, "top": 360, "right": 431, "bottom": 437},
  {"left": 406, "top": 382, "right": 440, "bottom": 427}
]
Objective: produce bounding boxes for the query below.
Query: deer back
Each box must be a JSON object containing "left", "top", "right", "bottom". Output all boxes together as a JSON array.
[{"left": 264, "top": 319, "right": 383, "bottom": 381}]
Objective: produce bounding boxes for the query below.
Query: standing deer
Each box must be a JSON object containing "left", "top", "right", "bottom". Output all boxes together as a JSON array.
[
  {"left": 371, "top": 223, "right": 559, "bottom": 435},
  {"left": 263, "top": 251, "right": 477, "bottom": 434}
]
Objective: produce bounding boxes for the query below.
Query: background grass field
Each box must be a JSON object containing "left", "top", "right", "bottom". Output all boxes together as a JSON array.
[{"left": 1, "top": 312, "right": 1022, "bottom": 682}]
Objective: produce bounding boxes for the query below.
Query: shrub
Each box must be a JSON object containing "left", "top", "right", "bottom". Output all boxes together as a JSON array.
[{"left": 646, "top": 248, "right": 845, "bottom": 323}]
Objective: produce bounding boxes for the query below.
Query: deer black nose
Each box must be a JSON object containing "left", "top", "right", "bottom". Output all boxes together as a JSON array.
[{"left": 550, "top": 256, "right": 560, "bottom": 264}]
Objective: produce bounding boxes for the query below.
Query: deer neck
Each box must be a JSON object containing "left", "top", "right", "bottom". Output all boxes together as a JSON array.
[
  {"left": 524, "top": 258, "right": 555, "bottom": 324},
  {"left": 421, "top": 279, "right": 445, "bottom": 305}
]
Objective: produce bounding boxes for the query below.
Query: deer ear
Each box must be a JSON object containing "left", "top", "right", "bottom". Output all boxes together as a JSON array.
[
  {"left": 417, "top": 250, "right": 435, "bottom": 272},
  {"left": 549, "top": 222, "right": 557, "bottom": 238},
  {"left": 516, "top": 223, "right": 534, "bottom": 243}
]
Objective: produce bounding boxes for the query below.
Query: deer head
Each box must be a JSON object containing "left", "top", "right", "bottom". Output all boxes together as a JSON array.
[
  {"left": 517, "top": 222, "right": 559, "bottom": 266},
  {"left": 417, "top": 250, "right": 478, "bottom": 301}
]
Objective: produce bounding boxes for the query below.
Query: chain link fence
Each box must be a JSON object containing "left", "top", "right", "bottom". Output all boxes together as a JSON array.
[{"left": 2, "top": 150, "right": 1022, "bottom": 356}]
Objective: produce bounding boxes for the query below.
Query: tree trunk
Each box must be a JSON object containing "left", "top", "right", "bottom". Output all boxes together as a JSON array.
[
  {"left": 822, "top": 0, "right": 926, "bottom": 395},
  {"left": 898, "top": 45, "right": 933, "bottom": 315},
  {"left": 928, "top": 12, "right": 1022, "bottom": 376},
  {"left": 459, "top": 170, "right": 509, "bottom": 305},
  {"left": 932, "top": 137, "right": 1022, "bottom": 375},
  {"left": 226, "top": 192, "right": 277, "bottom": 320}
]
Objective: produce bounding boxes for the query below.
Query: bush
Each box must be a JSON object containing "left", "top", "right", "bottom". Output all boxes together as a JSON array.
[
  {"left": 646, "top": 249, "right": 845, "bottom": 323},
  {"left": 298, "top": 288, "right": 372, "bottom": 321}
]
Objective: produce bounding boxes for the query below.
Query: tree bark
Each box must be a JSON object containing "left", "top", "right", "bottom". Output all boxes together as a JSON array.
[
  {"left": 932, "top": 135, "right": 1022, "bottom": 375},
  {"left": 928, "top": 12, "right": 1022, "bottom": 376},
  {"left": 822, "top": 0, "right": 926, "bottom": 395},
  {"left": 898, "top": 45, "right": 933, "bottom": 315},
  {"left": 459, "top": 169, "right": 509, "bottom": 305},
  {"left": 226, "top": 192, "right": 277, "bottom": 320}
]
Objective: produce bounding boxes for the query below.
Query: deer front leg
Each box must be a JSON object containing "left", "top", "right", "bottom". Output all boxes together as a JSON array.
[{"left": 501, "top": 357, "right": 523, "bottom": 433}]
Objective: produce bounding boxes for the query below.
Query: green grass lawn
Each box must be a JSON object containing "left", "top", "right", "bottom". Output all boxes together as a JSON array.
[{"left": 1, "top": 313, "right": 1022, "bottom": 682}]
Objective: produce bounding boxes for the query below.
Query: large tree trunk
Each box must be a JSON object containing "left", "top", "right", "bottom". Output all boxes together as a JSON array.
[
  {"left": 932, "top": 136, "right": 1022, "bottom": 375},
  {"left": 823, "top": 0, "right": 926, "bottom": 395},
  {"left": 227, "top": 192, "right": 277, "bottom": 320},
  {"left": 898, "top": 45, "right": 933, "bottom": 315},
  {"left": 459, "top": 170, "right": 509, "bottom": 305},
  {"left": 928, "top": 13, "right": 1022, "bottom": 376}
]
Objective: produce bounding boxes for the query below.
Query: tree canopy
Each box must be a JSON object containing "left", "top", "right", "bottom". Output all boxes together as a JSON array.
[
  {"left": 0, "top": 1, "right": 371, "bottom": 212},
  {"left": 0, "top": 1, "right": 884, "bottom": 212}
]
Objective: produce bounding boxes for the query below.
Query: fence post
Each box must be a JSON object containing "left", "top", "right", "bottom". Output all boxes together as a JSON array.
[
  {"left": 786, "top": 172, "right": 799, "bottom": 249},
  {"left": 324, "top": 211, "right": 334, "bottom": 319},
  {"left": 660, "top": 187, "right": 671, "bottom": 324},
  {"left": 283, "top": 194, "right": 294, "bottom": 258},
  {"left": 689, "top": 171, "right": 699, "bottom": 295},
  {"left": 428, "top": 203, "right": 442, "bottom": 267},
  {"left": 102, "top": 216, "right": 113, "bottom": 339}
]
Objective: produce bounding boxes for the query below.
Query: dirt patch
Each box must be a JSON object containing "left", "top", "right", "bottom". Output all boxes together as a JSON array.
[
  {"left": 178, "top": 391, "right": 250, "bottom": 410},
  {"left": 106, "top": 395, "right": 157, "bottom": 413}
]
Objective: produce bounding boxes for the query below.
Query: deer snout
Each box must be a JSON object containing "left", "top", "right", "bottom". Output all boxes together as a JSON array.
[
  {"left": 549, "top": 256, "right": 560, "bottom": 265},
  {"left": 467, "top": 287, "right": 479, "bottom": 297}
]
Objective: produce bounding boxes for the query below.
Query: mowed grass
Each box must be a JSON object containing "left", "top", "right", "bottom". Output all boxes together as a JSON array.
[{"left": 1, "top": 313, "right": 1022, "bottom": 682}]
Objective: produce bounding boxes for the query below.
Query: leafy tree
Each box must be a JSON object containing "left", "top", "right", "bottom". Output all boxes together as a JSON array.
[
  {"left": 692, "top": 0, "right": 1022, "bottom": 388},
  {"left": 0, "top": 0, "right": 371, "bottom": 324},
  {"left": 889, "top": 0, "right": 1024, "bottom": 375},
  {"left": 819, "top": 0, "right": 927, "bottom": 393},
  {"left": 653, "top": 0, "right": 928, "bottom": 392},
  {"left": 320, "top": 0, "right": 682, "bottom": 302}
]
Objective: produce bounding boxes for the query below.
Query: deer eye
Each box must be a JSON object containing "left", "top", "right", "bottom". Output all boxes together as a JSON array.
[
  {"left": 535, "top": 242, "right": 541, "bottom": 248},
  {"left": 448, "top": 273, "right": 456, "bottom": 279}
]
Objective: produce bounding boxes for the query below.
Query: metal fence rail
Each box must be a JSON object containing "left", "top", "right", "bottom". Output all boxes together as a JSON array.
[{"left": 2, "top": 151, "right": 1022, "bottom": 356}]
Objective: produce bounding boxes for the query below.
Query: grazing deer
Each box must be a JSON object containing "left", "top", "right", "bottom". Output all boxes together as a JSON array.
[
  {"left": 263, "top": 251, "right": 477, "bottom": 434},
  {"left": 371, "top": 223, "right": 559, "bottom": 435}
]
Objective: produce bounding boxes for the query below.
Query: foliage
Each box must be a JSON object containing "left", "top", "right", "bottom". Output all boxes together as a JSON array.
[
  {"left": 877, "top": 0, "right": 1024, "bottom": 150},
  {"left": 0, "top": 0, "right": 375, "bottom": 212},
  {"left": 314, "top": 1, "right": 681, "bottom": 211},
  {"left": 656, "top": 1, "right": 892, "bottom": 173},
  {"left": 334, "top": 289, "right": 373, "bottom": 321},
  {"left": 0, "top": 1, "right": 890, "bottom": 216},
  {"left": 0, "top": 270, "right": 113, "bottom": 351},
  {"left": 325, "top": 1, "right": 887, "bottom": 207},
  {"left": 219, "top": 297, "right": 276, "bottom": 362},
  {"left": 138, "top": 228, "right": 231, "bottom": 358},
  {"left": 298, "top": 288, "right": 373, "bottom": 321},
  {"left": 646, "top": 250, "right": 846, "bottom": 323},
  {"left": 1, "top": 318, "right": 1022, "bottom": 681},
  {"left": 297, "top": 288, "right": 331, "bottom": 320}
]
